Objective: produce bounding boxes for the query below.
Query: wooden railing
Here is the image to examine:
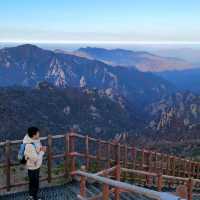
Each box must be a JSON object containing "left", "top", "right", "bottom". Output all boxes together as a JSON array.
[
  {"left": 0, "top": 132, "right": 200, "bottom": 199},
  {"left": 74, "top": 165, "right": 182, "bottom": 200},
  {"left": 0, "top": 134, "right": 69, "bottom": 192}
]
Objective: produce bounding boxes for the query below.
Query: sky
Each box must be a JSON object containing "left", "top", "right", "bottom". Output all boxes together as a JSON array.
[{"left": 0, "top": 0, "right": 200, "bottom": 44}]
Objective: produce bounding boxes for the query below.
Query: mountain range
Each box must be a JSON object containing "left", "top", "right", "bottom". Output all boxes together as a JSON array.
[
  {"left": 151, "top": 47, "right": 200, "bottom": 64},
  {"left": 0, "top": 44, "right": 174, "bottom": 106},
  {"left": 74, "top": 47, "right": 193, "bottom": 72}
]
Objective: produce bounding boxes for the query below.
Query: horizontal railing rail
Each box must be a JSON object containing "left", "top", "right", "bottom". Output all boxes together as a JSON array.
[{"left": 74, "top": 167, "right": 181, "bottom": 200}]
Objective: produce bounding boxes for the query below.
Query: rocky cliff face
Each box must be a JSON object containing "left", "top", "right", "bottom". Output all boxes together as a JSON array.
[
  {"left": 0, "top": 82, "right": 142, "bottom": 140},
  {"left": 147, "top": 92, "right": 200, "bottom": 131}
]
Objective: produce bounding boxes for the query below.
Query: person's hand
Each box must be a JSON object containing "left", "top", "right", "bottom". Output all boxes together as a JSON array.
[{"left": 40, "top": 146, "right": 47, "bottom": 153}]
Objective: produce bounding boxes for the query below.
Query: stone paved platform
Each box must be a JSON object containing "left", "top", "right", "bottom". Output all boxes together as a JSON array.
[
  {"left": 0, "top": 181, "right": 156, "bottom": 200},
  {"left": 3, "top": 181, "right": 200, "bottom": 200}
]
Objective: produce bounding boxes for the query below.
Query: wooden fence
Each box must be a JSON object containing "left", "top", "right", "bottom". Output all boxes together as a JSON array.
[
  {"left": 0, "top": 132, "right": 200, "bottom": 198},
  {"left": 75, "top": 165, "right": 183, "bottom": 200}
]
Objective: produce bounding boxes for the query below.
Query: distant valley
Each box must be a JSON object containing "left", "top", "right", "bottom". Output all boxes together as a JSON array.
[{"left": 157, "top": 68, "right": 200, "bottom": 93}]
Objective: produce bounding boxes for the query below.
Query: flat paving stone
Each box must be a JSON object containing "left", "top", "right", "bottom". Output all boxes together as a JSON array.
[{"left": 1, "top": 182, "right": 79, "bottom": 200}]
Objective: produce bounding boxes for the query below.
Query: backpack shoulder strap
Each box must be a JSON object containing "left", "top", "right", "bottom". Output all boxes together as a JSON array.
[
  {"left": 31, "top": 143, "right": 36, "bottom": 148},
  {"left": 31, "top": 143, "right": 39, "bottom": 154}
]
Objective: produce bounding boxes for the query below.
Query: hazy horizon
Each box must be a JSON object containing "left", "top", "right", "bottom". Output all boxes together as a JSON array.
[{"left": 0, "top": 0, "right": 200, "bottom": 43}]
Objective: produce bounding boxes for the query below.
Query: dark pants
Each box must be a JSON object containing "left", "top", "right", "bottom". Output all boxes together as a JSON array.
[{"left": 28, "top": 169, "right": 40, "bottom": 200}]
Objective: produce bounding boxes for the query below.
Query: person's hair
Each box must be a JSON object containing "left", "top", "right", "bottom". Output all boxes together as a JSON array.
[{"left": 27, "top": 127, "right": 39, "bottom": 138}]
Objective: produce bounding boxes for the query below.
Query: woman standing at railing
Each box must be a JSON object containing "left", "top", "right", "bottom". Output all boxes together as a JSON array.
[{"left": 23, "top": 127, "right": 46, "bottom": 200}]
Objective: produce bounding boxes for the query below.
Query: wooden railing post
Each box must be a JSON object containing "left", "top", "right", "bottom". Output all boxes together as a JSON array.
[
  {"left": 148, "top": 151, "right": 152, "bottom": 172},
  {"left": 188, "top": 161, "right": 191, "bottom": 178},
  {"left": 146, "top": 151, "right": 152, "bottom": 186},
  {"left": 177, "top": 158, "right": 181, "bottom": 177},
  {"left": 197, "top": 163, "right": 200, "bottom": 179},
  {"left": 172, "top": 157, "right": 176, "bottom": 176},
  {"left": 183, "top": 160, "right": 187, "bottom": 178},
  {"left": 166, "top": 155, "right": 170, "bottom": 175},
  {"left": 194, "top": 163, "right": 197, "bottom": 178},
  {"left": 123, "top": 145, "right": 128, "bottom": 179},
  {"left": 187, "top": 178, "right": 193, "bottom": 200},
  {"left": 64, "top": 134, "right": 69, "bottom": 179},
  {"left": 80, "top": 175, "right": 86, "bottom": 197},
  {"left": 116, "top": 144, "right": 120, "bottom": 165},
  {"left": 141, "top": 149, "right": 145, "bottom": 170},
  {"left": 80, "top": 166, "right": 86, "bottom": 197},
  {"left": 69, "top": 133, "right": 76, "bottom": 172},
  {"left": 114, "top": 164, "right": 121, "bottom": 200},
  {"left": 85, "top": 135, "right": 89, "bottom": 170},
  {"left": 154, "top": 152, "right": 157, "bottom": 173},
  {"left": 107, "top": 142, "right": 111, "bottom": 168},
  {"left": 160, "top": 154, "right": 164, "bottom": 174},
  {"left": 5, "top": 140, "right": 11, "bottom": 191},
  {"left": 97, "top": 139, "right": 101, "bottom": 170},
  {"left": 157, "top": 173, "right": 163, "bottom": 192},
  {"left": 102, "top": 183, "right": 110, "bottom": 200},
  {"left": 47, "top": 134, "right": 52, "bottom": 183},
  {"left": 131, "top": 147, "right": 137, "bottom": 181},
  {"left": 192, "top": 162, "right": 195, "bottom": 178},
  {"left": 132, "top": 147, "right": 137, "bottom": 170}
]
